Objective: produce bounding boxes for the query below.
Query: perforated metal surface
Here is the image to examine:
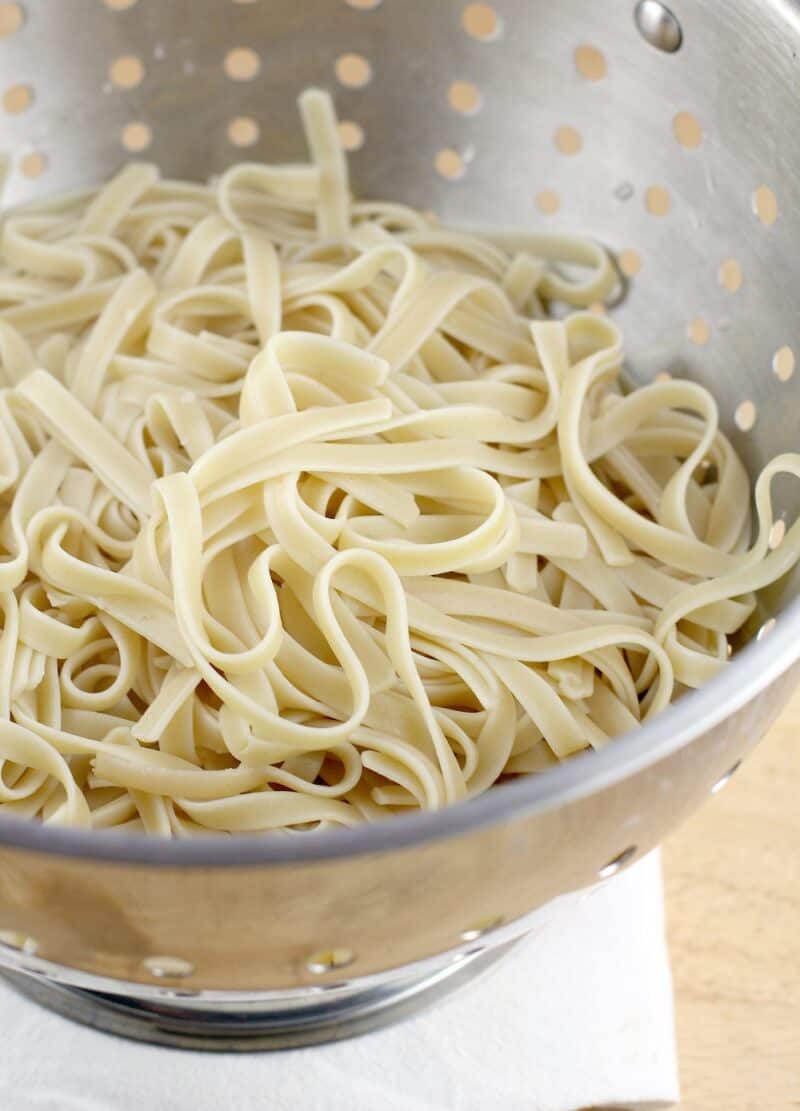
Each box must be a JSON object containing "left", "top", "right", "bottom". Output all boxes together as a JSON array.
[{"left": 0, "top": 0, "right": 798, "bottom": 491}]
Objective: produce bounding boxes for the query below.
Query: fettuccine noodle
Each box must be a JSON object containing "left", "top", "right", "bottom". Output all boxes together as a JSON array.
[{"left": 0, "top": 89, "right": 797, "bottom": 836}]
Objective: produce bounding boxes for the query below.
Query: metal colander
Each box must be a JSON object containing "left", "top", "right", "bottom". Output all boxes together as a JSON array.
[{"left": 0, "top": 0, "right": 797, "bottom": 1049}]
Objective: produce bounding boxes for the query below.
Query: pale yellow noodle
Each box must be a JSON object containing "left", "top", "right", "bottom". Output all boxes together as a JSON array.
[{"left": 0, "top": 88, "right": 796, "bottom": 835}]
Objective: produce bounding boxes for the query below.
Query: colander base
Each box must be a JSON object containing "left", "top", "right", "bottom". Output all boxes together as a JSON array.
[{"left": 0, "top": 942, "right": 515, "bottom": 1051}]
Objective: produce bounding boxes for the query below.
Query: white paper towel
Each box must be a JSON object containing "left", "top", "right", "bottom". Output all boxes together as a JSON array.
[{"left": 0, "top": 851, "right": 678, "bottom": 1111}]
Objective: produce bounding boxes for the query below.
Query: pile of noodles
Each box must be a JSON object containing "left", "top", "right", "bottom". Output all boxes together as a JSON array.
[{"left": 0, "top": 89, "right": 796, "bottom": 836}]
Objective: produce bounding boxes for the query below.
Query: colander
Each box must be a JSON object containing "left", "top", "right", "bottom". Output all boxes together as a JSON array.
[{"left": 0, "top": 0, "right": 798, "bottom": 1050}]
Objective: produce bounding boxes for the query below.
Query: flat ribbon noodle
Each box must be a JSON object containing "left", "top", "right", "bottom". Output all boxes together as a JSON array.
[{"left": 0, "top": 87, "right": 796, "bottom": 834}]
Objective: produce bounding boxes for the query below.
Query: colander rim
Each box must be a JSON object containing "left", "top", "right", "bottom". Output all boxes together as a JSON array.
[{"left": 0, "top": 593, "right": 797, "bottom": 866}]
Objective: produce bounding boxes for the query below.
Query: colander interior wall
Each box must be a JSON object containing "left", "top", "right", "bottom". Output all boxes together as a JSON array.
[{"left": 1, "top": 0, "right": 798, "bottom": 505}]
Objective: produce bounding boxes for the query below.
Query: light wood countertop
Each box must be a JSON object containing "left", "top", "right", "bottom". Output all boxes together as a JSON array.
[{"left": 663, "top": 682, "right": 800, "bottom": 1110}]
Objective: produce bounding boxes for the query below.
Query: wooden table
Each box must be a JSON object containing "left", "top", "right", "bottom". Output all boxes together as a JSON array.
[{"left": 663, "top": 683, "right": 800, "bottom": 1110}]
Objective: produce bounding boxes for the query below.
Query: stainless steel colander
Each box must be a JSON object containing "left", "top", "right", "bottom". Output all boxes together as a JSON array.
[{"left": 0, "top": 0, "right": 798, "bottom": 1049}]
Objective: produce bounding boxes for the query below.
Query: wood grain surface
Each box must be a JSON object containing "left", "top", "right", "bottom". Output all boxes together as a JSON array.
[{"left": 663, "top": 682, "right": 800, "bottom": 1110}]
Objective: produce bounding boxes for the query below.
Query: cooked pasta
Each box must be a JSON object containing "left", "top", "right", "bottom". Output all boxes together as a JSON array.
[{"left": 0, "top": 89, "right": 797, "bottom": 836}]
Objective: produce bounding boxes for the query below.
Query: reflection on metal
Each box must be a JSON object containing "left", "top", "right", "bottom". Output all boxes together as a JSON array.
[{"left": 634, "top": 0, "right": 683, "bottom": 52}]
